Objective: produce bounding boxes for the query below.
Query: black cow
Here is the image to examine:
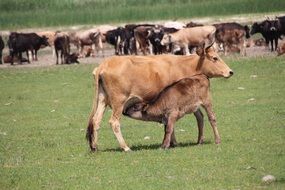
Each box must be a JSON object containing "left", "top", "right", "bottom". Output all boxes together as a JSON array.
[
  {"left": 54, "top": 35, "right": 70, "bottom": 64},
  {"left": 148, "top": 26, "right": 179, "bottom": 55},
  {"left": 105, "top": 26, "right": 135, "bottom": 55},
  {"left": 250, "top": 20, "right": 279, "bottom": 51},
  {"left": 8, "top": 32, "right": 49, "bottom": 65},
  {"left": 0, "top": 35, "right": 4, "bottom": 64}
]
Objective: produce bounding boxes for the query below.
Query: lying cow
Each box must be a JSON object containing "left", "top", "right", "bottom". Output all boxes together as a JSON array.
[
  {"left": 160, "top": 26, "right": 216, "bottom": 55},
  {"left": 123, "top": 75, "right": 220, "bottom": 148},
  {"left": 277, "top": 42, "right": 285, "bottom": 56},
  {"left": 86, "top": 42, "right": 233, "bottom": 152},
  {"left": 3, "top": 55, "right": 29, "bottom": 64}
]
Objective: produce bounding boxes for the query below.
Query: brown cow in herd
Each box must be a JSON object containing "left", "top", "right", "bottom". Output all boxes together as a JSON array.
[
  {"left": 86, "top": 43, "right": 233, "bottom": 152},
  {"left": 123, "top": 74, "right": 219, "bottom": 148},
  {"left": 160, "top": 26, "right": 216, "bottom": 55}
]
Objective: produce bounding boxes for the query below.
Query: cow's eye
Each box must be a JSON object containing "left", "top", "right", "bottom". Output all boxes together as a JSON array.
[{"left": 213, "top": 57, "right": 218, "bottom": 61}]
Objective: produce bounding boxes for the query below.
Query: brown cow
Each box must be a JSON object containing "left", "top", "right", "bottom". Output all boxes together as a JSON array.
[
  {"left": 134, "top": 25, "right": 155, "bottom": 55},
  {"left": 123, "top": 75, "right": 219, "bottom": 148},
  {"left": 160, "top": 26, "right": 216, "bottom": 55},
  {"left": 86, "top": 43, "right": 233, "bottom": 152},
  {"left": 69, "top": 29, "right": 103, "bottom": 57},
  {"left": 213, "top": 22, "right": 250, "bottom": 56}
]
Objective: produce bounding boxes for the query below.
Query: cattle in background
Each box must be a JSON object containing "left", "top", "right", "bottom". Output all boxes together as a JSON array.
[
  {"left": 134, "top": 25, "right": 156, "bottom": 55},
  {"left": 147, "top": 26, "right": 179, "bottom": 55},
  {"left": 250, "top": 19, "right": 280, "bottom": 51},
  {"left": 186, "top": 21, "right": 204, "bottom": 28},
  {"left": 0, "top": 35, "right": 4, "bottom": 64},
  {"left": 123, "top": 75, "right": 220, "bottom": 148},
  {"left": 160, "top": 26, "right": 216, "bottom": 55},
  {"left": 54, "top": 35, "right": 70, "bottom": 64},
  {"left": 69, "top": 29, "right": 103, "bottom": 57},
  {"left": 8, "top": 32, "right": 49, "bottom": 65},
  {"left": 86, "top": 43, "right": 233, "bottom": 152},
  {"left": 213, "top": 22, "right": 250, "bottom": 55},
  {"left": 104, "top": 26, "right": 135, "bottom": 55}
]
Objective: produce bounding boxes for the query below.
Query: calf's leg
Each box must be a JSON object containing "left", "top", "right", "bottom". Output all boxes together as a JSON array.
[
  {"left": 161, "top": 112, "right": 178, "bottom": 149},
  {"left": 194, "top": 109, "right": 205, "bottom": 144},
  {"left": 203, "top": 103, "right": 221, "bottom": 144}
]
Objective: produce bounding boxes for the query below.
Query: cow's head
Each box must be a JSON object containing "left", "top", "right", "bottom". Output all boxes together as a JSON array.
[
  {"left": 160, "top": 33, "right": 172, "bottom": 46},
  {"left": 40, "top": 35, "right": 50, "bottom": 47},
  {"left": 196, "top": 42, "right": 233, "bottom": 78},
  {"left": 148, "top": 27, "right": 164, "bottom": 45},
  {"left": 250, "top": 22, "right": 260, "bottom": 35}
]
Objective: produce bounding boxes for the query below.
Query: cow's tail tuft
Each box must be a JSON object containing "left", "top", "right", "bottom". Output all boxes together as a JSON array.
[{"left": 86, "top": 67, "right": 99, "bottom": 148}]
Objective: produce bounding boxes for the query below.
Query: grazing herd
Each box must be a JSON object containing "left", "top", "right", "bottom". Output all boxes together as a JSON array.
[{"left": 0, "top": 16, "right": 285, "bottom": 66}]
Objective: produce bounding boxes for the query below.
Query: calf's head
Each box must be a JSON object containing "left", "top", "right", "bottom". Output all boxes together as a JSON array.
[{"left": 196, "top": 43, "right": 233, "bottom": 78}]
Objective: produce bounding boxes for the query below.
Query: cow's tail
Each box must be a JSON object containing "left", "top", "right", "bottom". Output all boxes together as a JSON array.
[{"left": 86, "top": 67, "right": 100, "bottom": 148}]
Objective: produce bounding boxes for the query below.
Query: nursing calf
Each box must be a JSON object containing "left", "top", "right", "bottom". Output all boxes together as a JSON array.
[
  {"left": 123, "top": 75, "right": 219, "bottom": 148},
  {"left": 86, "top": 42, "right": 233, "bottom": 152}
]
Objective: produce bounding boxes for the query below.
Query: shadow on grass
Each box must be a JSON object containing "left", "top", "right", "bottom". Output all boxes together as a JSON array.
[{"left": 102, "top": 140, "right": 212, "bottom": 152}]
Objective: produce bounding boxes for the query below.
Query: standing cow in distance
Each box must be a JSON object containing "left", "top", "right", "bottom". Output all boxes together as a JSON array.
[
  {"left": 123, "top": 75, "right": 220, "bottom": 148},
  {"left": 213, "top": 22, "right": 250, "bottom": 56},
  {"left": 250, "top": 19, "right": 280, "bottom": 51},
  {"left": 8, "top": 32, "right": 49, "bottom": 65},
  {"left": 86, "top": 42, "right": 233, "bottom": 152},
  {"left": 160, "top": 26, "right": 216, "bottom": 55}
]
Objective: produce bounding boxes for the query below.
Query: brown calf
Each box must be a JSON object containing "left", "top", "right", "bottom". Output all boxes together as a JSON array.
[{"left": 123, "top": 75, "right": 220, "bottom": 148}]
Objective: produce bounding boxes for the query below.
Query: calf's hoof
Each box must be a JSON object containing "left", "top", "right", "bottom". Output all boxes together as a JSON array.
[{"left": 215, "top": 139, "right": 221, "bottom": 144}]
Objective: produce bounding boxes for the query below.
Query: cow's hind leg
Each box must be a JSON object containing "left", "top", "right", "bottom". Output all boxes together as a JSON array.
[
  {"left": 194, "top": 108, "right": 204, "bottom": 144},
  {"left": 109, "top": 105, "right": 130, "bottom": 151},
  {"left": 89, "top": 88, "right": 107, "bottom": 151}
]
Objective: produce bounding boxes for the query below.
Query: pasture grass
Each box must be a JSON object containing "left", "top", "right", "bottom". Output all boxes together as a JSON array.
[
  {"left": 0, "top": 0, "right": 284, "bottom": 29},
  {"left": 0, "top": 55, "right": 285, "bottom": 189}
]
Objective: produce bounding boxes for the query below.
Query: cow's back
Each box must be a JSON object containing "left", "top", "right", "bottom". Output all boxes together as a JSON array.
[
  {"left": 97, "top": 55, "right": 200, "bottom": 103},
  {"left": 175, "top": 26, "right": 216, "bottom": 44}
]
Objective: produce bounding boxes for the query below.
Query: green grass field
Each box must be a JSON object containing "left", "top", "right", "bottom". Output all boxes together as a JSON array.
[
  {"left": 0, "top": 0, "right": 284, "bottom": 29},
  {"left": 0, "top": 55, "right": 284, "bottom": 189}
]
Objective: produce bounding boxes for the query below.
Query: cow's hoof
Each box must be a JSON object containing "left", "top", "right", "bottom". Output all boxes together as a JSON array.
[
  {"left": 123, "top": 147, "right": 132, "bottom": 152},
  {"left": 161, "top": 144, "right": 170, "bottom": 149}
]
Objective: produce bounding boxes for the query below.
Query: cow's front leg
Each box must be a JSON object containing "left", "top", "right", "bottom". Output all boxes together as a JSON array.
[{"left": 109, "top": 108, "right": 131, "bottom": 152}]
